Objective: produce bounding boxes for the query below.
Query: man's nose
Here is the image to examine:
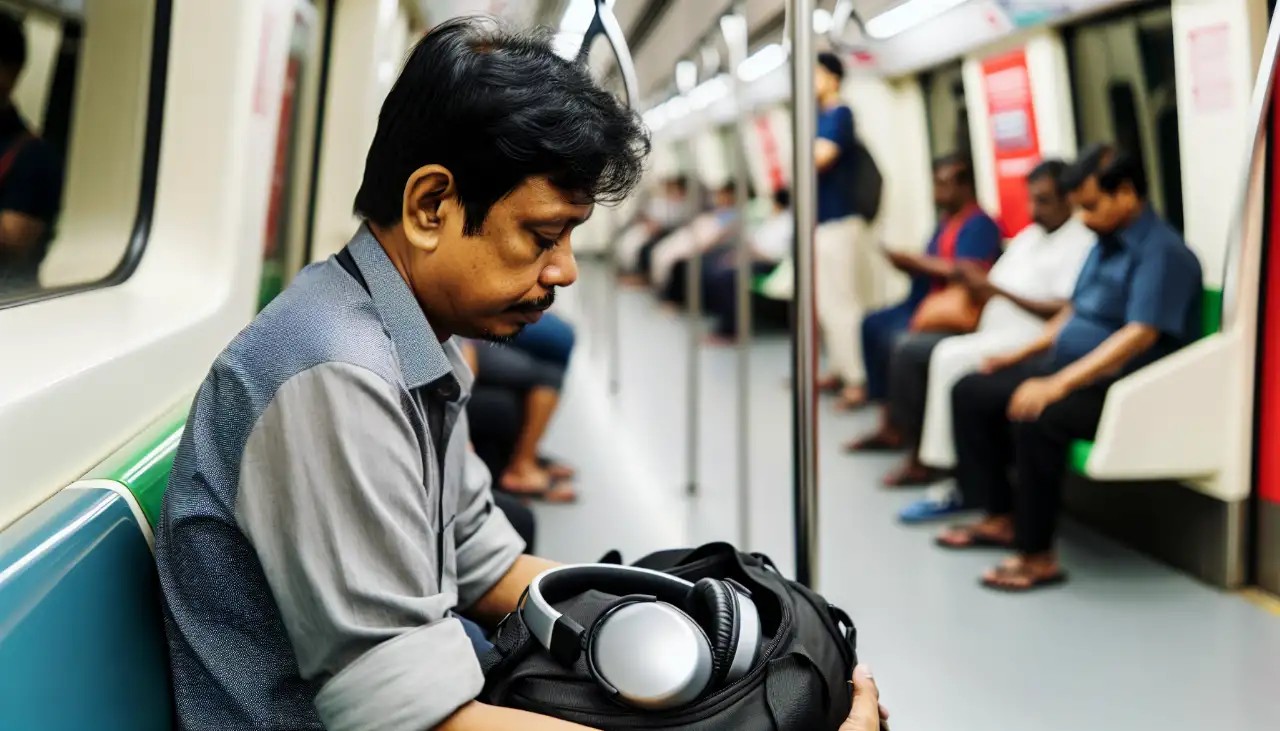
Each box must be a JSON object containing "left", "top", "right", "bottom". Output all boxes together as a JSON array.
[{"left": 541, "top": 248, "right": 578, "bottom": 288}]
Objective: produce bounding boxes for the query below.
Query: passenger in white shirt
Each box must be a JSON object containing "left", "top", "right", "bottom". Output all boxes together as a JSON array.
[{"left": 885, "top": 160, "right": 1095, "bottom": 511}]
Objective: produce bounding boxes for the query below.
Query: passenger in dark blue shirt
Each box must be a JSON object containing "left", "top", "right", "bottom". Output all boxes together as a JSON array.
[
  {"left": 937, "top": 144, "right": 1204, "bottom": 593},
  {"left": 0, "top": 13, "right": 63, "bottom": 295},
  {"left": 812, "top": 52, "right": 885, "bottom": 409}
]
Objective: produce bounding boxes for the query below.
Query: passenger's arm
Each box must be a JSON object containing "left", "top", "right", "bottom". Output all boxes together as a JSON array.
[
  {"left": 815, "top": 107, "right": 852, "bottom": 173},
  {"left": 440, "top": 702, "right": 599, "bottom": 731},
  {"left": 1049, "top": 323, "right": 1159, "bottom": 391},
  {"left": 234, "top": 362, "right": 533, "bottom": 731},
  {"left": 982, "top": 306, "right": 1073, "bottom": 372},
  {"left": 995, "top": 290, "right": 1069, "bottom": 320},
  {"left": 815, "top": 138, "right": 841, "bottom": 172}
]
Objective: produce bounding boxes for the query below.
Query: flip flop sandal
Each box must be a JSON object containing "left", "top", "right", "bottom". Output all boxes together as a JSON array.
[
  {"left": 536, "top": 456, "right": 575, "bottom": 480},
  {"left": 844, "top": 433, "right": 902, "bottom": 453},
  {"left": 934, "top": 525, "right": 1015, "bottom": 550},
  {"left": 513, "top": 477, "right": 578, "bottom": 504},
  {"left": 980, "top": 564, "right": 1069, "bottom": 593},
  {"left": 882, "top": 466, "right": 944, "bottom": 488}
]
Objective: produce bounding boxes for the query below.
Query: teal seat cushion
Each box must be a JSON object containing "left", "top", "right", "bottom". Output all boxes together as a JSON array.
[{"left": 0, "top": 489, "right": 172, "bottom": 730}]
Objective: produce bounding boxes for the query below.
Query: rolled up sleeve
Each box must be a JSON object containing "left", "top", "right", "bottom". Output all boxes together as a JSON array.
[
  {"left": 454, "top": 424, "right": 526, "bottom": 610},
  {"left": 235, "top": 361, "right": 482, "bottom": 730}
]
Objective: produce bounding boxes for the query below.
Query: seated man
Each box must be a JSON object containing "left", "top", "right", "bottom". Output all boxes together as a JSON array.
[
  {"left": 935, "top": 146, "right": 1203, "bottom": 592},
  {"left": 155, "top": 19, "right": 647, "bottom": 730},
  {"left": 875, "top": 159, "right": 1095, "bottom": 493},
  {"left": 843, "top": 154, "right": 1001, "bottom": 429},
  {"left": 652, "top": 181, "right": 741, "bottom": 306},
  {"left": 704, "top": 187, "right": 793, "bottom": 344},
  {"left": 461, "top": 337, "right": 577, "bottom": 502},
  {"left": 620, "top": 174, "right": 690, "bottom": 283},
  {"left": 0, "top": 13, "right": 64, "bottom": 296}
]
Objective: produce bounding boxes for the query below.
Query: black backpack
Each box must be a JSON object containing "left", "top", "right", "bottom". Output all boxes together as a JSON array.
[
  {"left": 478, "top": 542, "right": 859, "bottom": 730},
  {"left": 851, "top": 139, "right": 883, "bottom": 222}
]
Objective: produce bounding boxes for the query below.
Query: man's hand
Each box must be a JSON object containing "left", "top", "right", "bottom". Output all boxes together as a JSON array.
[
  {"left": 840, "top": 664, "right": 889, "bottom": 731},
  {"left": 954, "top": 259, "right": 995, "bottom": 299},
  {"left": 884, "top": 249, "right": 914, "bottom": 273},
  {"left": 979, "top": 350, "right": 1025, "bottom": 374},
  {"left": 1007, "top": 376, "right": 1069, "bottom": 421}
]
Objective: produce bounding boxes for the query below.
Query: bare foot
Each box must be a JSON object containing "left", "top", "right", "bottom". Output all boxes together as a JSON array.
[
  {"left": 833, "top": 385, "right": 868, "bottom": 412},
  {"left": 981, "top": 554, "right": 1067, "bottom": 592},
  {"left": 935, "top": 516, "right": 1015, "bottom": 549}
]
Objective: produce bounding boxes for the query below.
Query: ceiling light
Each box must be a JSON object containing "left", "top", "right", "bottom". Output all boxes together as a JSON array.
[{"left": 864, "top": 0, "right": 970, "bottom": 39}]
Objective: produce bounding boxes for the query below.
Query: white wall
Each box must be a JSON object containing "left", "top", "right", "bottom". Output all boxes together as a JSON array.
[
  {"left": 1172, "top": 0, "right": 1270, "bottom": 286},
  {"left": 12, "top": 12, "right": 60, "bottom": 131}
]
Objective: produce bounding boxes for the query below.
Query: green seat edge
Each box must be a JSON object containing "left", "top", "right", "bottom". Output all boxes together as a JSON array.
[
  {"left": 1067, "top": 287, "right": 1222, "bottom": 476},
  {"left": 83, "top": 397, "right": 193, "bottom": 529}
]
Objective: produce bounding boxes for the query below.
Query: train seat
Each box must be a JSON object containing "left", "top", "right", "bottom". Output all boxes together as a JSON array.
[
  {"left": 1068, "top": 287, "right": 1233, "bottom": 495},
  {"left": 0, "top": 486, "right": 172, "bottom": 731}
]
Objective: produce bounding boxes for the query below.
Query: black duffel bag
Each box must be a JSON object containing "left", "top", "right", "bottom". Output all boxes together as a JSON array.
[{"left": 478, "top": 542, "right": 859, "bottom": 730}]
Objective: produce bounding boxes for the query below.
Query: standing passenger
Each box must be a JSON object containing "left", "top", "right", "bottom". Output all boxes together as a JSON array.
[
  {"left": 0, "top": 12, "right": 63, "bottom": 296},
  {"left": 936, "top": 147, "right": 1203, "bottom": 592},
  {"left": 812, "top": 51, "right": 882, "bottom": 408},
  {"left": 155, "top": 19, "right": 648, "bottom": 730}
]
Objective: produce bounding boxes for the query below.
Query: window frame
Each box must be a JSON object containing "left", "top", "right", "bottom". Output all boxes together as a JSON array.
[{"left": 0, "top": 0, "right": 172, "bottom": 311}]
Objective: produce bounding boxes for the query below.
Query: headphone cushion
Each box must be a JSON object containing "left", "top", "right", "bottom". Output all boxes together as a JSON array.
[{"left": 686, "top": 578, "right": 739, "bottom": 685}]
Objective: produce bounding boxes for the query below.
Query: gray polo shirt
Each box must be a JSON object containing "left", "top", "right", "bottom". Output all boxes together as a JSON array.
[{"left": 155, "top": 225, "right": 526, "bottom": 730}]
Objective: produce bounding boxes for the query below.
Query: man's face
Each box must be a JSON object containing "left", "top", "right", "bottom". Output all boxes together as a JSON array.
[
  {"left": 407, "top": 175, "right": 585, "bottom": 342},
  {"left": 1028, "top": 176, "right": 1071, "bottom": 231},
  {"left": 933, "top": 164, "right": 964, "bottom": 211},
  {"left": 1073, "top": 176, "right": 1136, "bottom": 235},
  {"left": 815, "top": 64, "right": 838, "bottom": 100}
]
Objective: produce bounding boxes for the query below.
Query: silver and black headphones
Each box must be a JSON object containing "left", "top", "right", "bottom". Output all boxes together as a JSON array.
[{"left": 518, "top": 564, "right": 762, "bottom": 710}]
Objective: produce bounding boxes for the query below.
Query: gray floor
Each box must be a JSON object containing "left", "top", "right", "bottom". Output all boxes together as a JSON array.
[{"left": 530, "top": 261, "right": 1280, "bottom": 731}]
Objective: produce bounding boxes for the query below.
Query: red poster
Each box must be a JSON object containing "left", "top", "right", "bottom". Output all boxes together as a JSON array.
[
  {"left": 981, "top": 49, "right": 1040, "bottom": 238},
  {"left": 754, "top": 114, "right": 786, "bottom": 192}
]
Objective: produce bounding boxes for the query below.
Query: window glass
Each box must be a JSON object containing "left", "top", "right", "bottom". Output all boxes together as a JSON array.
[
  {"left": 920, "top": 61, "right": 970, "bottom": 161},
  {"left": 259, "top": 1, "right": 322, "bottom": 310},
  {"left": 0, "top": 0, "right": 161, "bottom": 305},
  {"left": 1066, "top": 5, "right": 1182, "bottom": 231}
]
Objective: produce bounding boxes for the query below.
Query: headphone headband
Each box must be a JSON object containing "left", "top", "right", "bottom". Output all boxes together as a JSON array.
[{"left": 521, "top": 564, "right": 696, "bottom": 662}]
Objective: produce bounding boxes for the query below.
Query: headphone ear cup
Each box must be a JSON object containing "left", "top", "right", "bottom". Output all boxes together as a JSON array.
[{"left": 686, "top": 578, "right": 739, "bottom": 687}]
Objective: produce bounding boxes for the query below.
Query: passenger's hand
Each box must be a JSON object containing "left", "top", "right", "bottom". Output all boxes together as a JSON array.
[
  {"left": 955, "top": 260, "right": 994, "bottom": 298},
  {"left": 883, "top": 249, "right": 913, "bottom": 272},
  {"left": 979, "top": 351, "right": 1023, "bottom": 374},
  {"left": 1007, "top": 376, "right": 1069, "bottom": 421},
  {"left": 840, "top": 664, "right": 889, "bottom": 731}
]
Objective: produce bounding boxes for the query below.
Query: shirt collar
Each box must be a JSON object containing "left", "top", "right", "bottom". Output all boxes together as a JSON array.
[
  {"left": 346, "top": 225, "right": 456, "bottom": 391},
  {"left": 1116, "top": 205, "right": 1158, "bottom": 249}
]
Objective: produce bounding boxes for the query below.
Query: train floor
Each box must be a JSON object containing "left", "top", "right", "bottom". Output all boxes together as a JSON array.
[{"left": 528, "top": 260, "right": 1280, "bottom": 731}]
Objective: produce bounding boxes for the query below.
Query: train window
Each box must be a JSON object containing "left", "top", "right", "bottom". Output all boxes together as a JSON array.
[
  {"left": 920, "top": 61, "right": 971, "bottom": 160},
  {"left": 259, "top": 2, "right": 323, "bottom": 310},
  {"left": 0, "top": 0, "right": 165, "bottom": 306},
  {"left": 1065, "top": 3, "right": 1182, "bottom": 231}
]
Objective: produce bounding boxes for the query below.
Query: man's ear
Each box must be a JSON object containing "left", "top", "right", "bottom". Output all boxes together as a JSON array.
[{"left": 403, "top": 164, "right": 455, "bottom": 253}]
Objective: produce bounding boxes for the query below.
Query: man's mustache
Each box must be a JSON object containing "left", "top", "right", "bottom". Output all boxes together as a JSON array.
[{"left": 508, "top": 291, "right": 555, "bottom": 313}]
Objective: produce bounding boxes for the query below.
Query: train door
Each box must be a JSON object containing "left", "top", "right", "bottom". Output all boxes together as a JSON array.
[
  {"left": 258, "top": 0, "right": 326, "bottom": 310},
  {"left": 1063, "top": 2, "right": 1182, "bottom": 232}
]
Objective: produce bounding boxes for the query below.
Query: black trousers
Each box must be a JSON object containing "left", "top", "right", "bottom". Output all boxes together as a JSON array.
[
  {"left": 951, "top": 359, "right": 1111, "bottom": 554},
  {"left": 466, "top": 387, "right": 538, "bottom": 552},
  {"left": 886, "top": 331, "right": 956, "bottom": 445}
]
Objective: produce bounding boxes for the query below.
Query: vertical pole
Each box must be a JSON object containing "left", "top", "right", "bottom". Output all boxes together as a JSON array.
[
  {"left": 675, "top": 65, "right": 700, "bottom": 500},
  {"left": 722, "top": 9, "right": 752, "bottom": 549},
  {"left": 788, "top": 0, "right": 819, "bottom": 590},
  {"left": 606, "top": 205, "right": 621, "bottom": 394}
]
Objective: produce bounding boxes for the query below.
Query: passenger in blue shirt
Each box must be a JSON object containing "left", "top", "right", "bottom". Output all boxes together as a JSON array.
[
  {"left": 812, "top": 51, "right": 885, "bottom": 409},
  {"left": 936, "top": 144, "right": 1203, "bottom": 593},
  {"left": 844, "top": 154, "right": 1002, "bottom": 425}
]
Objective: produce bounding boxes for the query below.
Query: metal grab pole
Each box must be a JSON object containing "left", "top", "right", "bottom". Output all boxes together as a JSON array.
[
  {"left": 721, "top": 9, "right": 751, "bottom": 548},
  {"left": 788, "top": 0, "right": 819, "bottom": 590},
  {"left": 674, "top": 64, "right": 700, "bottom": 500},
  {"left": 577, "top": 0, "right": 639, "bottom": 395},
  {"left": 606, "top": 206, "right": 622, "bottom": 393}
]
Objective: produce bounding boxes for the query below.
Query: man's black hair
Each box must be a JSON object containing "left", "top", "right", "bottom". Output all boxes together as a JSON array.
[
  {"left": 0, "top": 11, "right": 26, "bottom": 71},
  {"left": 1096, "top": 149, "right": 1148, "bottom": 199},
  {"left": 1027, "top": 158, "right": 1068, "bottom": 193},
  {"left": 773, "top": 187, "right": 791, "bottom": 209},
  {"left": 817, "top": 51, "right": 844, "bottom": 80},
  {"left": 354, "top": 17, "right": 650, "bottom": 234},
  {"left": 933, "top": 153, "right": 974, "bottom": 188},
  {"left": 1061, "top": 142, "right": 1114, "bottom": 192}
]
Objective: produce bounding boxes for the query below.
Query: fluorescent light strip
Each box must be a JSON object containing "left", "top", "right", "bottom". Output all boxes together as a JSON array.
[
  {"left": 737, "top": 43, "right": 786, "bottom": 82},
  {"left": 864, "top": 0, "right": 970, "bottom": 39}
]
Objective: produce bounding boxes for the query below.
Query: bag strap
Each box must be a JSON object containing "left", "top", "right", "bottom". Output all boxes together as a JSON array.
[
  {"left": 335, "top": 245, "right": 370, "bottom": 294},
  {"left": 0, "top": 133, "right": 34, "bottom": 188}
]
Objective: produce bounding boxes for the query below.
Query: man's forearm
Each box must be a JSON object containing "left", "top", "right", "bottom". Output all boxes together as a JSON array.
[
  {"left": 439, "top": 702, "right": 598, "bottom": 731},
  {"left": 994, "top": 287, "right": 1068, "bottom": 320},
  {"left": 1051, "top": 323, "right": 1159, "bottom": 391},
  {"left": 467, "top": 554, "right": 562, "bottom": 626},
  {"left": 901, "top": 254, "right": 954, "bottom": 279}
]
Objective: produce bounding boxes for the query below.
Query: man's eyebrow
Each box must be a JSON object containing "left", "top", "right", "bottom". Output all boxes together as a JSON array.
[{"left": 525, "top": 212, "right": 592, "bottom": 227}]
